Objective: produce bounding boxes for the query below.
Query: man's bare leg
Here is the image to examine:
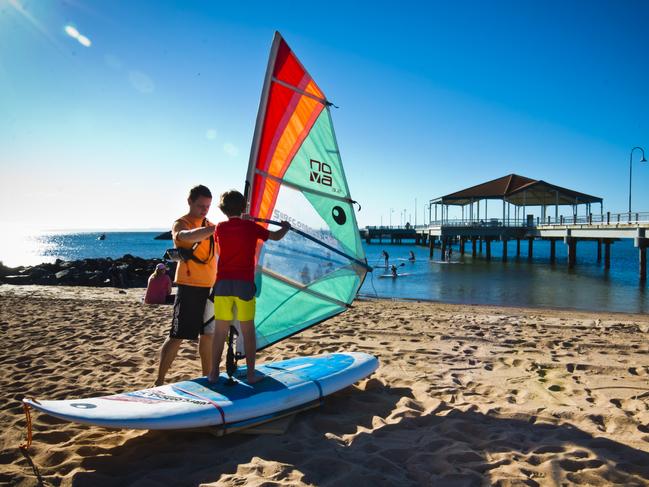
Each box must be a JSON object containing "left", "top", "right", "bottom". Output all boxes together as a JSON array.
[
  {"left": 239, "top": 320, "right": 260, "bottom": 384},
  {"left": 207, "top": 320, "right": 229, "bottom": 383},
  {"left": 198, "top": 333, "right": 213, "bottom": 376},
  {"left": 154, "top": 337, "right": 182, "bottom": 386}
]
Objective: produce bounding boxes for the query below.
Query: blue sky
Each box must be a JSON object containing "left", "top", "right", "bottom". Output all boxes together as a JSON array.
[{"left": 1, "top": 0, "right": 648, "bottom": 230}]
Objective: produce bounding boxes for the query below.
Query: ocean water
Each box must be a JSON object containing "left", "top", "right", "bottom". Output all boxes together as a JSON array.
[
  {"left": 1, "top": 231, "right": 171, "bottom": 267},
  {"left": 363, "top": 240, "right": 648, "bottom": 313},
  {"left": 2, "top": 231, "right": 647, "bottom": 313}
]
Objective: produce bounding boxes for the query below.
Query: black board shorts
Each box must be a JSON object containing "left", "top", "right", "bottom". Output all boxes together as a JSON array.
[{"left": 169, "top": 285, "right": 212, "bottom": 340}]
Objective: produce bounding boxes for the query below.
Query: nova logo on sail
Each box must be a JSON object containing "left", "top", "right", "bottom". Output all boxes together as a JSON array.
[{"left": 309, "top": 159, "right": 332, "bottom": 187}]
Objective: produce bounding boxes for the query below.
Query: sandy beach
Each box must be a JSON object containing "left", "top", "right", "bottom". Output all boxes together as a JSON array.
[{"left": 1, "top": 284, "right": 648, "bottom": 486}]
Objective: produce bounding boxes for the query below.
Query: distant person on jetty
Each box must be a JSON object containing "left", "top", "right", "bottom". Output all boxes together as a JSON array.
[
  {"left": 154, "top": 185, "right": 217, "bottom": 386},
  {"left": 144, "top": 263, "right": 173, "bottom": 305},
  {"left": 208, "top": 190, "right": 290, "bottom": 385},
  {"left": 382, "top": 250, "right": 389, "bottom": 267},
  {"left": 408, "top": 251, "right": 416, "bottom": 262}
]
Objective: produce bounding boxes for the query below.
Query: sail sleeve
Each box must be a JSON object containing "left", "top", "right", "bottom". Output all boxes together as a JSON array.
[{"left": 245, "top": 32, "right": 368, "bottom": 352}]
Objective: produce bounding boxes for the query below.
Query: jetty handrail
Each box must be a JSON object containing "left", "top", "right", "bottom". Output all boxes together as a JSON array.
[
  {"left": 365, "top": 225, "right": 416, "bottom": 230},
  {"left": 421, "top": 211, "right": 649, "bottom": 228}
]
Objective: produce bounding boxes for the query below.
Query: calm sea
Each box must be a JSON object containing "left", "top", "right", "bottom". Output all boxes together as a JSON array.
[{"left": 2, "top": 231, "right": 647, "bottom": 314}]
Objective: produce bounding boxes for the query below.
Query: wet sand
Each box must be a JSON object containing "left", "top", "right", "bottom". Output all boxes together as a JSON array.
[{"left": 1, "top": 284, "right": 648, "bottom": 486}]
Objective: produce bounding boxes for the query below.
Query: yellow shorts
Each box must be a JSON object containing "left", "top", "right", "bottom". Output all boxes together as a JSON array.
[{"left": 214, "top": 296, "right": 256, "bottom": 321}]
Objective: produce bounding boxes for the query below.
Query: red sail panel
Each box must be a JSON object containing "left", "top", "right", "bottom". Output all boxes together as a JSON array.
[{"left": 249, "top": 35, "right": 326, "bottom": 222}]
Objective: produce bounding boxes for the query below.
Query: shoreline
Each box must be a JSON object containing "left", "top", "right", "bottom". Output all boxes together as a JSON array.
[
  {"left": 358, "top": 293, "right": 649, "bottom": 320},
  {"left": 2, "top": 282, "right": 647, "bottom": 320},
  {"left": 1, "top": 285, "right": 648, "bottom": 485}
]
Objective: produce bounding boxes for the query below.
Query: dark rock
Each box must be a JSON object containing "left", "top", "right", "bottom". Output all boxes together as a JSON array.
[
  {"left": 55, "top": 269, "right": 71, "bottom": 280},
  {"left": 0, "top": 263, "right": 24, "bottom": 277},
  {"left": 35, "top": 274, "right": 56, "bottom": 285},
  {"left": 1, "top": 256, "right": 177, "bottom": 289},
  {"left": 26, "top": 266, "right": 51, "bottom": 278},
  {"left": 3, "top": 275, "right": 33, "bottom": 284},
  {"left": 155, "top": 231, "right": 172, "bottom": 240}
]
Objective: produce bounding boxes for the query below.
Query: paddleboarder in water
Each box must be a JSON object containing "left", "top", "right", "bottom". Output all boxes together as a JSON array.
[
  {"left": 382, "top": 250, "right": 389, "bottom": 267},
  {"left": 408, "top": 251, "right": 415, "bottom": 262}
]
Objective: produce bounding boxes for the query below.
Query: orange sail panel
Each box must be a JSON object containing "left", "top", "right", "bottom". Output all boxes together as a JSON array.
[{"left": 249, "top": 37, "right": 326, "bottom": 221}]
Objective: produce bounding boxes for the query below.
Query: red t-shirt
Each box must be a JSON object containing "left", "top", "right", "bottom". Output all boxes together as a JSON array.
[{"left": 215, "top": 218, "right": 270, "bottom": 282}]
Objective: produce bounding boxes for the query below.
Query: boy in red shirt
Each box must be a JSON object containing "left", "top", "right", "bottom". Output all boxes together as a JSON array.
[{"left": 208, "top": 190, "right": 290, "bottom": 384}]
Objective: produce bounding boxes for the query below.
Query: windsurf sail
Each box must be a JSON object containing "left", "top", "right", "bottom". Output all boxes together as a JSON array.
[{"left": 239, "top": 31, "right": 369, "bottom": 354}]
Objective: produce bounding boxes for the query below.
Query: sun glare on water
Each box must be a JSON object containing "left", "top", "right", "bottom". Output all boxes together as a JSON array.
[{"left": 0, "top": 229, "right": 58, "bottom": 268}]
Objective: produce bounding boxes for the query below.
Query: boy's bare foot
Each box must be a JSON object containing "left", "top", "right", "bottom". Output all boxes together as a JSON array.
[
  {"left": 207, "top": 370, "right": 220, "bottom": 384},
  {"left": 247, "top": 374, "right": 264, "bottom": 385}
]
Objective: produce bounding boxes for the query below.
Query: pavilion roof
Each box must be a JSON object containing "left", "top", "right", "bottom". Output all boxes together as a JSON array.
[{"left": 433, "top": 174, "right": 602, "bottom": 206}]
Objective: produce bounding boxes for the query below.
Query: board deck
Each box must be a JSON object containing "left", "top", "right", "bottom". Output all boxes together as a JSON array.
[
  {"left": 378, "top": 273, "right": 412, "bottom": 278},
  {"left": 23, "top": 352, "right": 378, "bottom": 430}
]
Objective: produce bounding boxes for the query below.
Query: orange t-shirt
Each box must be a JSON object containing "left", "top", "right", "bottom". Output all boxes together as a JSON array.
[{"left": 173, "top": 215, "right": 217, "bottom": 288}]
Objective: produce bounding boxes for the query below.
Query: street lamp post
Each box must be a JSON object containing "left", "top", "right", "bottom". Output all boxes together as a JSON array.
[
  {"left": 628, "top": 146, "right": 647, "bottom": 221},
  {"left": 389, "top": 208, "right": 394, "bottom": 227}
]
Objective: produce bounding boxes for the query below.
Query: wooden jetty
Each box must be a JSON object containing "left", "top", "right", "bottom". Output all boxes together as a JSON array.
[
  {"left": 421, "top": 213, "right": 648, "bottom": 280},
  {"left": 362, "top": 213, "right": 649, "bottom": 282},
  {"left": 363, "top": 174, "right": 649, "bottom": 282}
]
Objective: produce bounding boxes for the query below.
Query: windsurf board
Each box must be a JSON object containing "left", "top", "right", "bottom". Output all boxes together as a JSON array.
[{"left": 23, "top": 352, "right": 378, "bottom": 431}]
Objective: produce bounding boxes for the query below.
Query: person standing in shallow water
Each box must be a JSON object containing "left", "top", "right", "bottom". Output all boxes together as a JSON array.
[
  {"left": 154, "top": 185, "right": 217, "bottom": 386},
  {"left": 382, "top": 250, "right": 389, "bottom": 267}
]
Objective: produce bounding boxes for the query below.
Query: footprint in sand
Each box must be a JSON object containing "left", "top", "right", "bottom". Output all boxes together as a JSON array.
[
  {"left": 588, "top": 414, "right": 607, "bottom": 432},
  {"left": 628, "top": 366, "right": 648, "bottom": 376}
]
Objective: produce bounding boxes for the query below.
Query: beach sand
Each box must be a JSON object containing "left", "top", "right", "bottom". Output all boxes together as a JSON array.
[{"left": 1, "top": 284, "right": 648, "bottom": 486}]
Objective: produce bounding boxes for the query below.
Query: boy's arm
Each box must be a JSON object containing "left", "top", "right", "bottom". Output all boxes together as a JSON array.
[{"left": 268, "top": 221, "right": 291, "bottom": 241}]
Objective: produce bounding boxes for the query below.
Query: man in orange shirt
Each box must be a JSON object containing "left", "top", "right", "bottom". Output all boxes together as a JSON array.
[{"left": 154, "top": 185, "right": 217, "bottom": 386}]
